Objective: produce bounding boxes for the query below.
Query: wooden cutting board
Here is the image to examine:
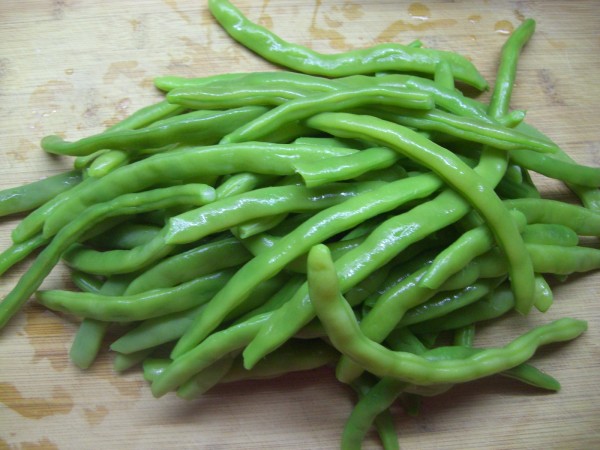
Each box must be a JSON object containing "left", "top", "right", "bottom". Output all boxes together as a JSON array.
[{"left": 1, "top": 1, "right": 599, "bottom": 449}]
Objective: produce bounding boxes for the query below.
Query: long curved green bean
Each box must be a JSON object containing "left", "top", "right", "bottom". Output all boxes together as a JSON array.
[
  {"left": 41, "top": 106, "right": 268, "bottom": 156},
  {"left": 42, "top": 142, "right": 356, "bottom": 238},
  {"left": 38, "top": 268, "right": 235, "bottom": 322},
  {"left": 170, "top": 173, "right": 444, "bottom": 358},
  {"left": 306, "top": 111, "right": 535, "bottom": 314},
  {"left": 306, "top": 244, "right": 586, "bottom": 385},
  {"left": 208, "top": 0, "right": 488, "bottom": 89},
  {"left": 0, "top": 184, "right": 215, "bottom": 330}
]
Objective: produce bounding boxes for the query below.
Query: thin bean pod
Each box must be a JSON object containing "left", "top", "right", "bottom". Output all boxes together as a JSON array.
[
  {"left": 306, "top": 244, "right": 586, "bottom": 385},
  {"left": 208, "top": 0, "right": 488, "bottom": 89},
  {"left": 0, "top": 170, "right": 82, "bottom": 217},
  {"left": 0, "top": 184, "right": 215, "bottom": 330}
]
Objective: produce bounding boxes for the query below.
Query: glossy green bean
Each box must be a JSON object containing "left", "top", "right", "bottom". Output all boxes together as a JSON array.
[
  {"left": 307, "top": 111, "right": 536, "bottom": 314},
  {"left": 171, "top": 173, "right": 444, "bottom": 359},
  {"left": 510, "top": 149, "right": 600, "bottom": 188},
  {"left": 0, "top": 184, "right": 215, "bottom": 330},
  {"left": 38, "top": 269, "right": 235, "bottom": 322},
  {"left": 0, "top": 170, "right": 82, "bottom": 217},
  {"left": 69, "top": 274, "right": 133, "bottom": 369},
  {"left": 152, "top": 312, "right": 272, "bottom": 397},
  {"left": 504, "top": 198, "right": 600, "bottom": 235},
  {"left": 42, "top": 143, "right": 356, "bottom": 238},
  {"left": 220, "top": 87, "right": 434, "bottom": 144},
  {"left": 306, "top": 244, "right": 586, "bottom": 385},
  {"left": 124, "top": 236, "right": 251, "bottom": 295},
  {"left": 419, "top": 210, "right": 527, "bottom": 289},
  {"left": 166, "top": 182, "right": 382, "bottom": 245},
  {"left": 294, "top": 147, "right": 401, "bottom": 187},
  {"left": 208, "top": 0, "right": 488, "bottom": 89},
  {"left": 41, "top": 107, "right": 267, "bottom": 156},
  {"left": 0, "top": 234, "right": 49, "bottom": 277}
]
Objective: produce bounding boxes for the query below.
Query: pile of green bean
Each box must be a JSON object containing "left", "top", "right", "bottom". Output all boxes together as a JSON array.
[{"left": 1, "top": 0, "right": 599, "bottom": 448}]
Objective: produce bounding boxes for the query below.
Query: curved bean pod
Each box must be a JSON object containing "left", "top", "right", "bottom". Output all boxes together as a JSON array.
[{"left": 306, "top": 244, "right": 586, "bottom": 385}]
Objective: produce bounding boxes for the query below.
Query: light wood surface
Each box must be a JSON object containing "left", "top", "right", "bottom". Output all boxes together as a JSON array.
[{"left": 1, "top": 1, "right": 599, "bottom": 449}]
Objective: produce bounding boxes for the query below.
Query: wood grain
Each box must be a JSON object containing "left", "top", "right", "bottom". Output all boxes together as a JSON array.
[{"left": 1, "top": 1, "right": 599, "bottom": 449}]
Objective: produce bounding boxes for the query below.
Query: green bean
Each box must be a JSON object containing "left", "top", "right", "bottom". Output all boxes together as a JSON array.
[
  {"left": 171, "top": 173, "right": 443, "bottom": 359},
  {"left": 233, "top": 275, "right": 305, "bottom": 324},
  {"left": 167, "top": 182, "right": 382, "bottom": 245},
  {"left": 396, "top": 277, "right": 505, "bottom": 329},
  {"left": 37, "top": 268, "right": 235, "bottom": 322},
  {"left": 488, "top": 19, "right": 536, "bottom": 119},
  {"left": 241, "top": 195, "right": 469, "bottom": 370},
  {"left": 419, "top": 210, "right": 527, "bottom": 290},
  {"left": 11, "top": 175, "right": 99, "bottom": 244},
  {"left": 69, "top": 274, "right": 133, "bottom": 369},
  {"left": 61, "top": 233, "right": 174, "bottom": 276},
  {"left": 221, "top": 87, "right": 435, "bottom": 144},
  {"left": 343, "top": 376, "right": 405, "bottom": 450},
  {"left": 42, "top": 143, "right": 356, "bottom": 238},
  {"left": 154, "top": 72, "right": 251, "bottom": 92},
  {"left": 533, "top": 274, "right": 553, "bottom": 313},
  {"left": 176, "top": 353, "right": 238, "bottom": 399},
  {"left": 69, "top": 270, "right": 103, "bottom": 294},
  {"left": 208, "top": 0, "right": 488, "bottom": 90},
  {"left": 338, "top": 270, "right": 504, "bottom": 383},
  {"left": 110, "top": 305, "right": 206, "bottom": 354},
  {"left": 500, "top": 363, "right": 561, "bottom": 391},
  {"left": 504, "top": 198, "right": 600, "bottom": 235},
  {"left": 235, "top": 213, "right": 289, "bottom": 239},
  {"left": 403, "top": 346, "right": 561, "bottom": 394},
  {"left": 522, "top": 223, "right": 579, "bottom": 246},
  {"left": 473, "top": 18, "right": 536, "bottom": 202},
  {"left": 87, "top": 150, "right": 130, "bottom": 178},
  {"left": 111, "top": 274, "right": 286, "bottom": 354},
  {"left": 108, "top": 99, "right": 187, "bottom": 132},
  {"left": 0, "top": 184, "right": 215, "bottom": 330},
  {"left": 143, "top": 358, "right": 170, "bottom": 382},
  {"left": 409, "top": 284, "right": 515, "bottom": 334},
  {"left": 0, "top": 233, "right": 49, "bottom": 277},
  {"left": 514, "top": 122, "right": 600, "bottom": 211},
  {"left": 0, "top": 170, "right": 82, "bottom": 217},
  {"left": 170, "top": 71, "right": 490, "bottom": 121},
  {"left": 453, "top": 324, "right": 476, "bottom": 347},
  {"left": 215, "top": 172, "right": 278, "bottom": 199},
  {"left": 152, "top": 312, "right": 272, "bottom": 397},
  {"left": 495, "top": 174, "right": 542, "bottom": 199},
  {"left": 306, "top": 244, "right": 587, "bottom": 385},
  {"left": 308, "top": 111, "right": 536, "bottom": 314},
  {"left": 352, "top": 375, "right": 403, "bottom": 450},
  {"left": 113, "top": 348, "right": 155, "bottom": 372},
  {"left": 41, "top": 106, "right": 268, "bottom": 156},
  {"left": 526, "top": 244, "right": 600, "bottom": 275},
  {"left": 434, "top": 60, "right": 454, "bottom": 90},
  {"left": 222, "top": 339, "right": 338, "bottom": 384},
  {"left": 367, "top": 106, "right": 558, "bottom": 154},
  {"left": 124, "top": 236, "right": 251, "bottom": 295},
  {"left": 85, "top": 223, "right": 162, "bottom": 250},
  {"left": 294, "top": 147, "right": 401, "bottom": 187},
  {"left": 69, "top": 319, "right": 110, "bottom": 369},
  {"left": 510, "top": 149, "right": 600, "bottom": 188}
]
